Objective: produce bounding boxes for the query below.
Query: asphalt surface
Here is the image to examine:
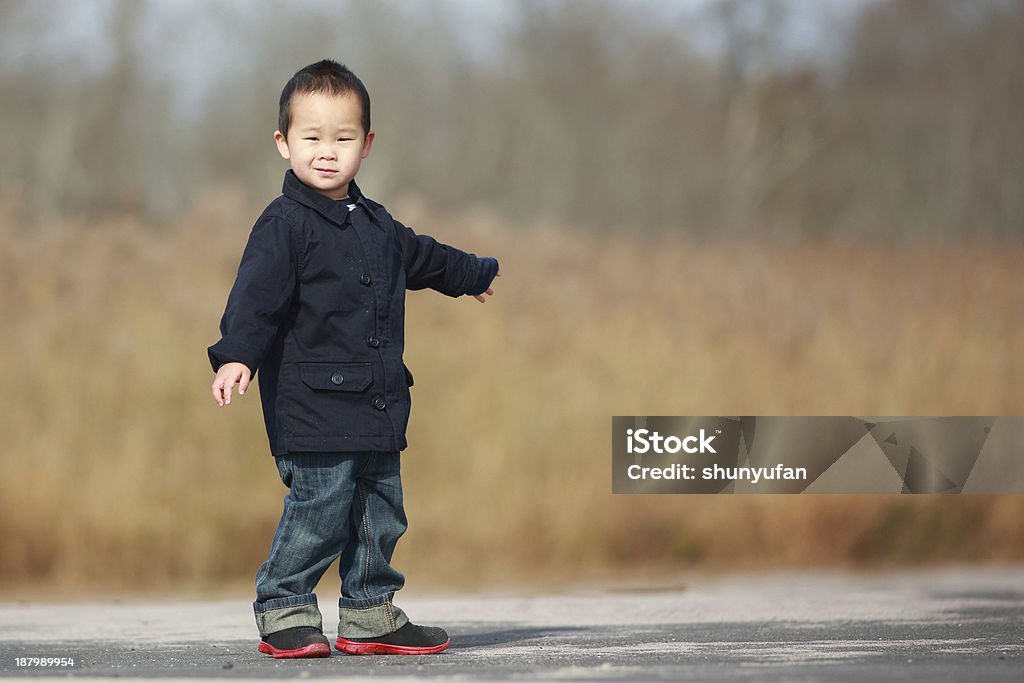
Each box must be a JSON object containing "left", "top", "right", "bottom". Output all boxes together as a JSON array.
[{"left": 0, "top": 567, "right": 1021, "bottom": 681}]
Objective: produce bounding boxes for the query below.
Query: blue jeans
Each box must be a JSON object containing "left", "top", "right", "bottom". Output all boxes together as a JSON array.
[{"left": 253, "top": 451, "right": 410, "bottom": 639}]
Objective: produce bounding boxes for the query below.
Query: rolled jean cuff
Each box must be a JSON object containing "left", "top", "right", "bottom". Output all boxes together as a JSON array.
[
  {"left": 337, "top": 591, "right": 409, "bottom": 638},
  {"left": 253, "top": 593, "right": 322, "bottom": 637}
]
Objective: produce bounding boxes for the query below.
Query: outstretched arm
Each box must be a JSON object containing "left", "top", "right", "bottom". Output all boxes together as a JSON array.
[{"left": 392, "top": 218, "right": 484, "bottom": 296}]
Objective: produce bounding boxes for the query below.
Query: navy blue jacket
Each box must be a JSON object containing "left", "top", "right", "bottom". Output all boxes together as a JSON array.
[{"left": 208, "top": 170, "right": 489, "bottom": 455}]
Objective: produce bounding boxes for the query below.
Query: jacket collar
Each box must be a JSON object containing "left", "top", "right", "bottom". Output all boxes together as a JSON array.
[{"left": 281, "top": 170, "right": 379, "bottom": 227}]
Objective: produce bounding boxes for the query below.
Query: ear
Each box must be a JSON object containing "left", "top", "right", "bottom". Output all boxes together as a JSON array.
[
  {"left": 274, "top": 130, "right": 290, "bottom": 160},
  {"left": 361, "top": 130, "right": 375, "bottom": 159}
]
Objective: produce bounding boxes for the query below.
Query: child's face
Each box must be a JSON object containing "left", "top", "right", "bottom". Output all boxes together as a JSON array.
[{"left": 274, "top": 91, "right": 374, "bottom": 200}]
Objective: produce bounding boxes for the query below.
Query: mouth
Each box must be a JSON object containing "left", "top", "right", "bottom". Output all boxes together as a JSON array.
[{"left": 314, "top": 168, "right": 338, "bottom": 177}]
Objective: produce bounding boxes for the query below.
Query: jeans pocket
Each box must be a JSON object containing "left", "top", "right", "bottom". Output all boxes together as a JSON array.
[{"left": 275, "top": 454, "right": 293, "bottom": 488}]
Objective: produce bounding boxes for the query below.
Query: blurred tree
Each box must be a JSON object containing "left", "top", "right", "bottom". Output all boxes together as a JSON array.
[
  {"left": 841, "top": 0, "right": 1024, "bottom": 240},
  {"left": 0, "top": 0, "right": 1021, "bottom": 241}
]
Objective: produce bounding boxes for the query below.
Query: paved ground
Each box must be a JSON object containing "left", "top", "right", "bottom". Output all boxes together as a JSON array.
[{"left": 0, "top": 567, "right": 1022, "bottom": 681}]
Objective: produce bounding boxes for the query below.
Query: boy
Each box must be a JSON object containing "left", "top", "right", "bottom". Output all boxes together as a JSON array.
[{"left": 208, "top": 60, "right": 499, "bottom": 658}]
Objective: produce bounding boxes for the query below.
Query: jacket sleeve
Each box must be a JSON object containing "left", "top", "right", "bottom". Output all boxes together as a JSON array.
[
  {"left": 392, "top": 218, "right": 482, "bottom": 297},
  {"left": 207, "top": 214, "right": 298, "bottom": 374}
]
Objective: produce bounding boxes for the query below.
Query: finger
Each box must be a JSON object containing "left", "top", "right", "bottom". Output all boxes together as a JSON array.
[
  {"left": 474, "top": 294, "right": 485, "bottom": 303},
  {"left": 224, "top": 377, "right": 235, "bottom": 405},
  {"left": 239, "top": 368, "right": 251, "bottom": 396},
  {"left": 212, "top": 380, "right": 225, "bottom": 407}
]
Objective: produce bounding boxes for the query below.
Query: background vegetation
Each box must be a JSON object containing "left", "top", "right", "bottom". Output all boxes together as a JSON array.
[
  {"left": 2, "top": 0, "right": 1021, "bottom": 239},
  {"left": 1, "top": 0, "right": 1022, "bottom": 596}
]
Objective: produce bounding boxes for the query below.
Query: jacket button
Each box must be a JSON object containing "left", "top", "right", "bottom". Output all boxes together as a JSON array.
[
  {"left": 373, "top": 397, "right": 387, "bottom": 410},
  {"left": 367, "top": 335, "right": 380, "bottom": 348},
  {"left": 331, "top": 372, "right": 344, "bottom": 385},
  {"left": 359, "top": 273, "right": 371, "bottom": 286}
]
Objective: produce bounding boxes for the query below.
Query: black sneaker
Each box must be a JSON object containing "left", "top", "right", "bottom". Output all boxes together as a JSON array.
[
  {"left": 335, "top": 622, "right": 451, "bottom": 655},
  {"left": 257, "top": 626, "right": 331, "bottom": 658}
]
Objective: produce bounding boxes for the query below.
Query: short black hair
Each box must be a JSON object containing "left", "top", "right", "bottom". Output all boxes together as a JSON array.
[{"left": 278, "top": 59, "right": 371, "bottom": 137}]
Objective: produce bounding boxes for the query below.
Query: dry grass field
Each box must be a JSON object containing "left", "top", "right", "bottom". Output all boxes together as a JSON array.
[{"left": 1, "top": 192, "right": 1022, "bottom": 596}]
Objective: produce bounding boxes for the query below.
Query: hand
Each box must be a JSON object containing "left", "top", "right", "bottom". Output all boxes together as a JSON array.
[
  {"left": 212, "top": 362, "right": 252, "bottom": 407},
  {"left": 473, "top": 271, "right": 500, "bottom": 303}
]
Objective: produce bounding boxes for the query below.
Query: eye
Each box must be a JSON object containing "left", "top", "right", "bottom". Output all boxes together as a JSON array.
[
  {"left": 339, "top": 137, "right": 353, "bottom": 142},
  {"left": 304, "top": 137, "right": 318, "bottom": 141}
]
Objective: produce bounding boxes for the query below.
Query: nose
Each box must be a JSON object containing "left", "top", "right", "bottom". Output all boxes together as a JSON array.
[{"left": 317, "top": 145, "right": 336, "bottom": 161}]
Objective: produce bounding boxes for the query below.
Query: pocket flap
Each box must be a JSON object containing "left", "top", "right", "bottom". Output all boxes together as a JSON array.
[{"left": 298, "top": 362, "right": 372, "bottom": 392}]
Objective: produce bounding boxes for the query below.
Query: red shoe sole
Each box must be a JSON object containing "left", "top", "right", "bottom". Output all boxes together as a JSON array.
[
  {"left": 335, "top": 637, "right": 451, "bottom": 655},
  {"left": 257, "top": 641, "right": 331, "bottom": 658}
]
